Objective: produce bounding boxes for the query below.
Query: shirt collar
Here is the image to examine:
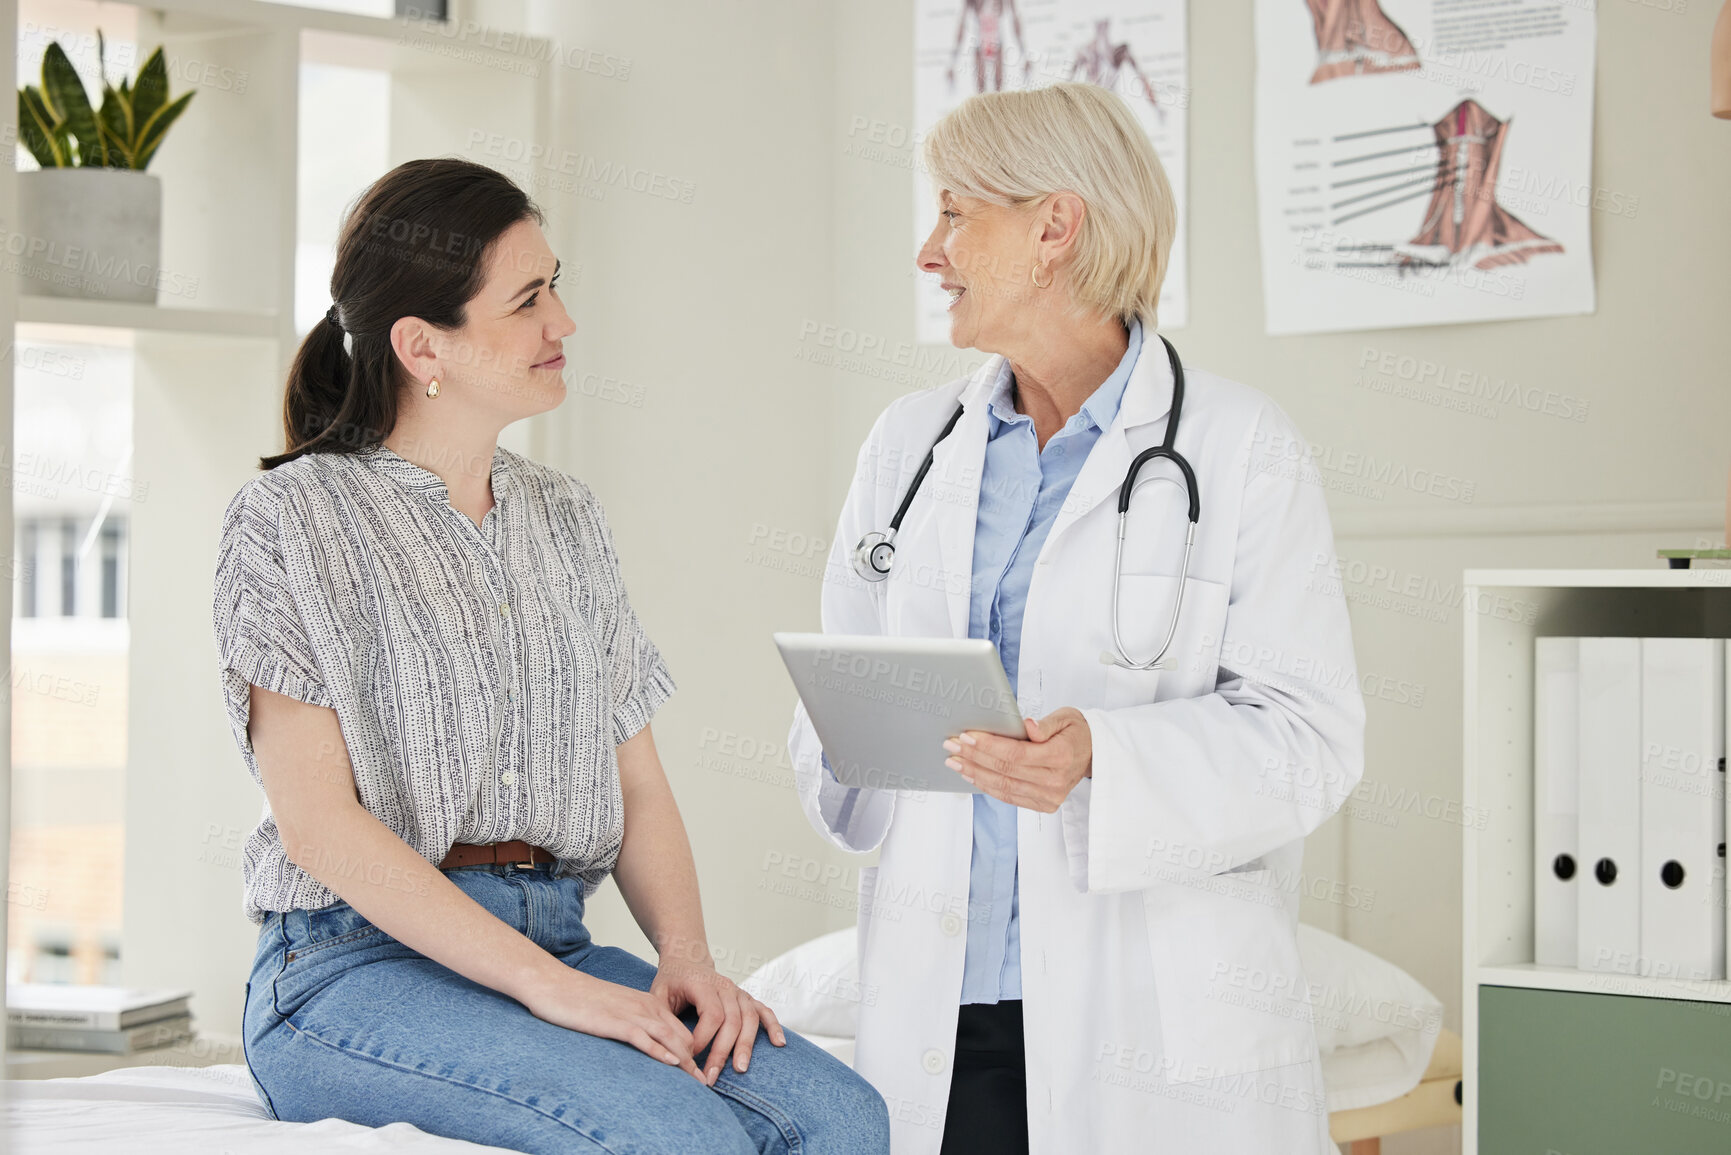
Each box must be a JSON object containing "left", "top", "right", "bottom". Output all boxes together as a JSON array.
[
  {"left": 984, "top": 317, "right": 1144, "bottom": 437},
  {"left": 355, "top": 441, "right": 516, "bottom": 504}
]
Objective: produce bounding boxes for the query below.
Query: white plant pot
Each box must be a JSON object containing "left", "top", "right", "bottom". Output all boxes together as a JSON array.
[{"left": 15, "top": 169, "right": 163, "bottom": 304}]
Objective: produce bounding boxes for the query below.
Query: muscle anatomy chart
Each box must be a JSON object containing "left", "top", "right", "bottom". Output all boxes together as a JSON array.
[
  {"left": 1070, "top": 18, "right": 1162, "bottom": 109},
  {"left": 945, "top": 0, "right": 1030, "bottom": 95},
  {"left": 1404, "top": 100, "right": 1562, "bottom": 269},
  {"left": 1255, "top": 0, "right": 1596, "bottom": 334},
  {"left": 914, "top": 0, "right": 1189, "bottom": 341},
  {"left": 1307, "top": 0, "right": 1421, "bottom": 83}
]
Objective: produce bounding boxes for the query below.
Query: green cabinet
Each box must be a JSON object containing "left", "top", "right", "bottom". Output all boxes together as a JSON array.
[{"left": 1479, "top": 985, "right": 1731, "bottom": 1154}]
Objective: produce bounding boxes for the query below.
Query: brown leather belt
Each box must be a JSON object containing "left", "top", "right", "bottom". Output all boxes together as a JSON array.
[{"left": 438, "top": 840, "right": 556, "bottom": 870}]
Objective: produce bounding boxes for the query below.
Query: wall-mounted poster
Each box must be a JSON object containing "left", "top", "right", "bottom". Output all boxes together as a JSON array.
[
  {"left": 914, "top": 0, "right": 1189, "bottom": 344},
  {"left": 1254, "top": 0, "right": 1598, "bottom": 335}
]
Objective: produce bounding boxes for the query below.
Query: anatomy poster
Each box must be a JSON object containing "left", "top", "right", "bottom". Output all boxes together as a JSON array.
[
  {"left": 914, "top": 0, "right": 1189, "bottom": 344},
  {"left": 1254, "top": 0, "right": 1596, "bottom": 335}
]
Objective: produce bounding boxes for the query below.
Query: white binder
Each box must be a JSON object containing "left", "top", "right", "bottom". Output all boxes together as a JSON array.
[
  {"left": 1577, "top": 636, "right": 1641, "bottom": 974},
  {"left": 1533, "top": 637, "right": 1580, "bottom": 968},
  {"left": 1638, "top": 637, "right": 1725, "bottom": 981}
]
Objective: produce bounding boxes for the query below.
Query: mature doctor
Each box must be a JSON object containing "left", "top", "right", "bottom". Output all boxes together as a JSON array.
[{"left": 788, "top": 83, "right": 1365, "bottom": 1154}]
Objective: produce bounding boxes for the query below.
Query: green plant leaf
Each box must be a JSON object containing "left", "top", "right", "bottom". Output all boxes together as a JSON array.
[
  {"left": 130, "top": 46, "right": 168, "bottom": 129},
  {"left": 89, "top": 30, "right": 116, "bottom": 165},
  {"left": 39, "top": 43, "right": 100, "bottom": 167},
  {"left": 21, "top": 34, "right": 193, "bottom": 169},
  {"left": 94, "top": 117, "right": 128, "bottom": 169},
  {"left": 132, "top": 90, "right": 192, "bottom": 170},
  {"left": 96, "top": 85, "right": 133, "bottom": 166},
  {"left": 86, "top": 84, "right": 114, "bottom": 166},
  {"left": 18, "top": 86, "right": 68, "bottom": 167}
]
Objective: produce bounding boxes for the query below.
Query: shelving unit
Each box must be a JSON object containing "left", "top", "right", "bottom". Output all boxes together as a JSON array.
[
  {"left": 1, "top": 0, "right": 560, "bottom": 1067},
  {"left": 17, "top": 297, "right": 278, "bottom": 338},
  {"left": 1462, "top": 569, "right": 1731, "bottom": 1153}
]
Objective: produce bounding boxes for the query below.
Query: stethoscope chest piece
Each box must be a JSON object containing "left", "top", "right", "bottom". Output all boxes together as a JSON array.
[{"left": 853, "top": 532, "right": 895, "bottom": 582}]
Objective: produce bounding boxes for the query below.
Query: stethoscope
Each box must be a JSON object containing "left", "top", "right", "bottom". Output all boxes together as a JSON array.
[{"left": 851, "top": 335, "right": 1200, "bottom": 671}]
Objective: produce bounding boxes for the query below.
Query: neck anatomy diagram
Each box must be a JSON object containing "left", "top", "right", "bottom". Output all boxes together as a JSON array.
[
  {"left": 1402, "top": 100, "right": 1562, "bottom": 270},
  {"left": 1315, "top": 99, "right": 1562, "bottom": 276},
  {"left": 1306, "top": 0, "right": 1421, "bottom": 83}
]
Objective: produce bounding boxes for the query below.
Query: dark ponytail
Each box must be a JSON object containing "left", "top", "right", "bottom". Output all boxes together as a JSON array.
[{"left": 261, "top": 157, "right": 544, "bottom": 470}]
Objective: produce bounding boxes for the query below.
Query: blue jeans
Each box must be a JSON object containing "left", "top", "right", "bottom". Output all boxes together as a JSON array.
[{"left": 242, "top": 861, "right": 890, "bottom": 1154}]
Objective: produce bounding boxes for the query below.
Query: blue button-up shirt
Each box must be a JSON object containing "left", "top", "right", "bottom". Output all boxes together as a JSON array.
[{"left": 959, "top": 319, "right": 1143, "bottom": 1004}]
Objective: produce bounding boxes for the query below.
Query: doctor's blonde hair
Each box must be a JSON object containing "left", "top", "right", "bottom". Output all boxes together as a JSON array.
[{"left": 921, "top": 82, "right": 1176, "bottom": 328}]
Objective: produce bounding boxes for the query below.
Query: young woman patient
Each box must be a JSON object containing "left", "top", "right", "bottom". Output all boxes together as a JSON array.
[{"left": 216, "top": 157, "right": 889, "bottom": 1155}]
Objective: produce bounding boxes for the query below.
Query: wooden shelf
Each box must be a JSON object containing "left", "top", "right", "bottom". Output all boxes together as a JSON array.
[{"left": 16, "top": 297, "right": 279, "bottom": 340}]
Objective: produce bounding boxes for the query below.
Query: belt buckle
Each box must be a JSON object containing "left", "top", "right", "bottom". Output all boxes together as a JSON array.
[{"left": 511, "top": 844, "right": 538, "bottom": 869}]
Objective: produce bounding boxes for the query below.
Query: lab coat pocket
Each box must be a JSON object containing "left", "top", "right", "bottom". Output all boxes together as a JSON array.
[
  {"left": 1140, "top": 878, "right": 1317, "bottom": 1086},
  {"left": 1102, "top": 574, "right": 1227, "bottom": 708},
  {"left": 1102, "top": 663, "right": 1163, "bottom": 710}
]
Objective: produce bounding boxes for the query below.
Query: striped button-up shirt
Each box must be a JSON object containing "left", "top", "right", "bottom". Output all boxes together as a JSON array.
[{"left": 211, "top": 442, "right": 675, "bottom": 924}]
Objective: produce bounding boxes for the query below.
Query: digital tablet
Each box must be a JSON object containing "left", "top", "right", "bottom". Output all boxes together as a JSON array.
[{"left": 773, "top": 632, "right": 1028, "bottom": 793}]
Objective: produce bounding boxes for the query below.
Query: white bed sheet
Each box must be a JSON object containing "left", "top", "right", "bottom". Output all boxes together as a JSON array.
[
  {"left": 1, "top": 1034, "right": 1415, "bottom": 1151},
  {"left": 2, "top": 1063, "right": 522, "bottom": 1154}
]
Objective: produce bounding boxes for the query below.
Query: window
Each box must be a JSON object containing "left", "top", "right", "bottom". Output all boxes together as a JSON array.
[
  {"left": 101, "top": 523, "right": 122, "bottom": 619},
  {"left": 6, "top": 339, "right": 132, "bottom": 987}
]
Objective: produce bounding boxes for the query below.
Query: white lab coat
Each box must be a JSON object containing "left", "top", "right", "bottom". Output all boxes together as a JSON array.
[{"left": 788, "top": 334, "right": 1366, "bottom": 1154}]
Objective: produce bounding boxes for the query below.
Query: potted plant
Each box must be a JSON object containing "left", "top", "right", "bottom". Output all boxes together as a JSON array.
[{"left": 16, "top": 32, "right": 195, "bottom": 303}]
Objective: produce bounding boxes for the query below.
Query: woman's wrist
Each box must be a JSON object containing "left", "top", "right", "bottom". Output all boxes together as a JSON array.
[
  {"left": 506, "top": 950, "right": 586, "bottom": 1010},
  {"left": 650, "top": 928, "right": 714, "bottom": 971}
]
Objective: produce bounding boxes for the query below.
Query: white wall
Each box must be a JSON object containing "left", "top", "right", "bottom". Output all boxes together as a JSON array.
[
  {"left": 527, "top": 0, "right": 853, "bottom": 979},
  {"left": 531, "top": 5, "right": 1731, "bottom": 1151}
]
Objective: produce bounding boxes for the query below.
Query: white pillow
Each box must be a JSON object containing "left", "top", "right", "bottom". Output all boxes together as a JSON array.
[
  {"left": 742, "top": 922, "right": 1444, "bottom": 1111},
  {"left": 1296, "top": 922, "right": 1444, "bottom": 1109},
  {"left": 740, "top": 928, "right": 864, "bottom": 1039}
]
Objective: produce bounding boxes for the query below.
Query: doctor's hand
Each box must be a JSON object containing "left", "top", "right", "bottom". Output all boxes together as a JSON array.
[
  {"left": 651, "top": 957, "right": 787, "bottom": 1085},
  {"left": 943, "top": 708, "right": 1093, "bottom": 813}
]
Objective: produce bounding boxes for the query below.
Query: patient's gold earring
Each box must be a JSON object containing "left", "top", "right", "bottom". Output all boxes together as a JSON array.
[
  {"left": 425, "top": 378, "right": 441, "bottom": 399},
  {"left": 1031, "top": 261, "right": 1052, "bottom": 289}
]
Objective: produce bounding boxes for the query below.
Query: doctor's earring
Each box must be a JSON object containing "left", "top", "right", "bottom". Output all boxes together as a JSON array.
[
  {"left": 1030, "top": 261, "right": 1052, "bottom": 289},
  {"left": 425, "top": 378, "right": 441, "bottom": 399}
]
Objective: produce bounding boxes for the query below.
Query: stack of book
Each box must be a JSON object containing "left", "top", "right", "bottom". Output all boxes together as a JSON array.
[{"left": 6, "top": 984, "right": 194, "bottom": 1053}]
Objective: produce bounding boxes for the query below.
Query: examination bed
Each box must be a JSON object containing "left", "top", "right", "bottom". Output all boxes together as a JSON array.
[{"left": 1, "top": 923, "right": 1459, "bottom": 1153}]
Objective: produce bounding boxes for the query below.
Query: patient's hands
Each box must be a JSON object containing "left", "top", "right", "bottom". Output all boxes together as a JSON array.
[
  {"left": 943, "top": 707, "right": 1093, "bottom": 812},
  {"left": 521, "top": 969, "right": 703, "bottom": 1080},
  {"left": 652, "top": 958, "right": 787, "bottom": 1085}
]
